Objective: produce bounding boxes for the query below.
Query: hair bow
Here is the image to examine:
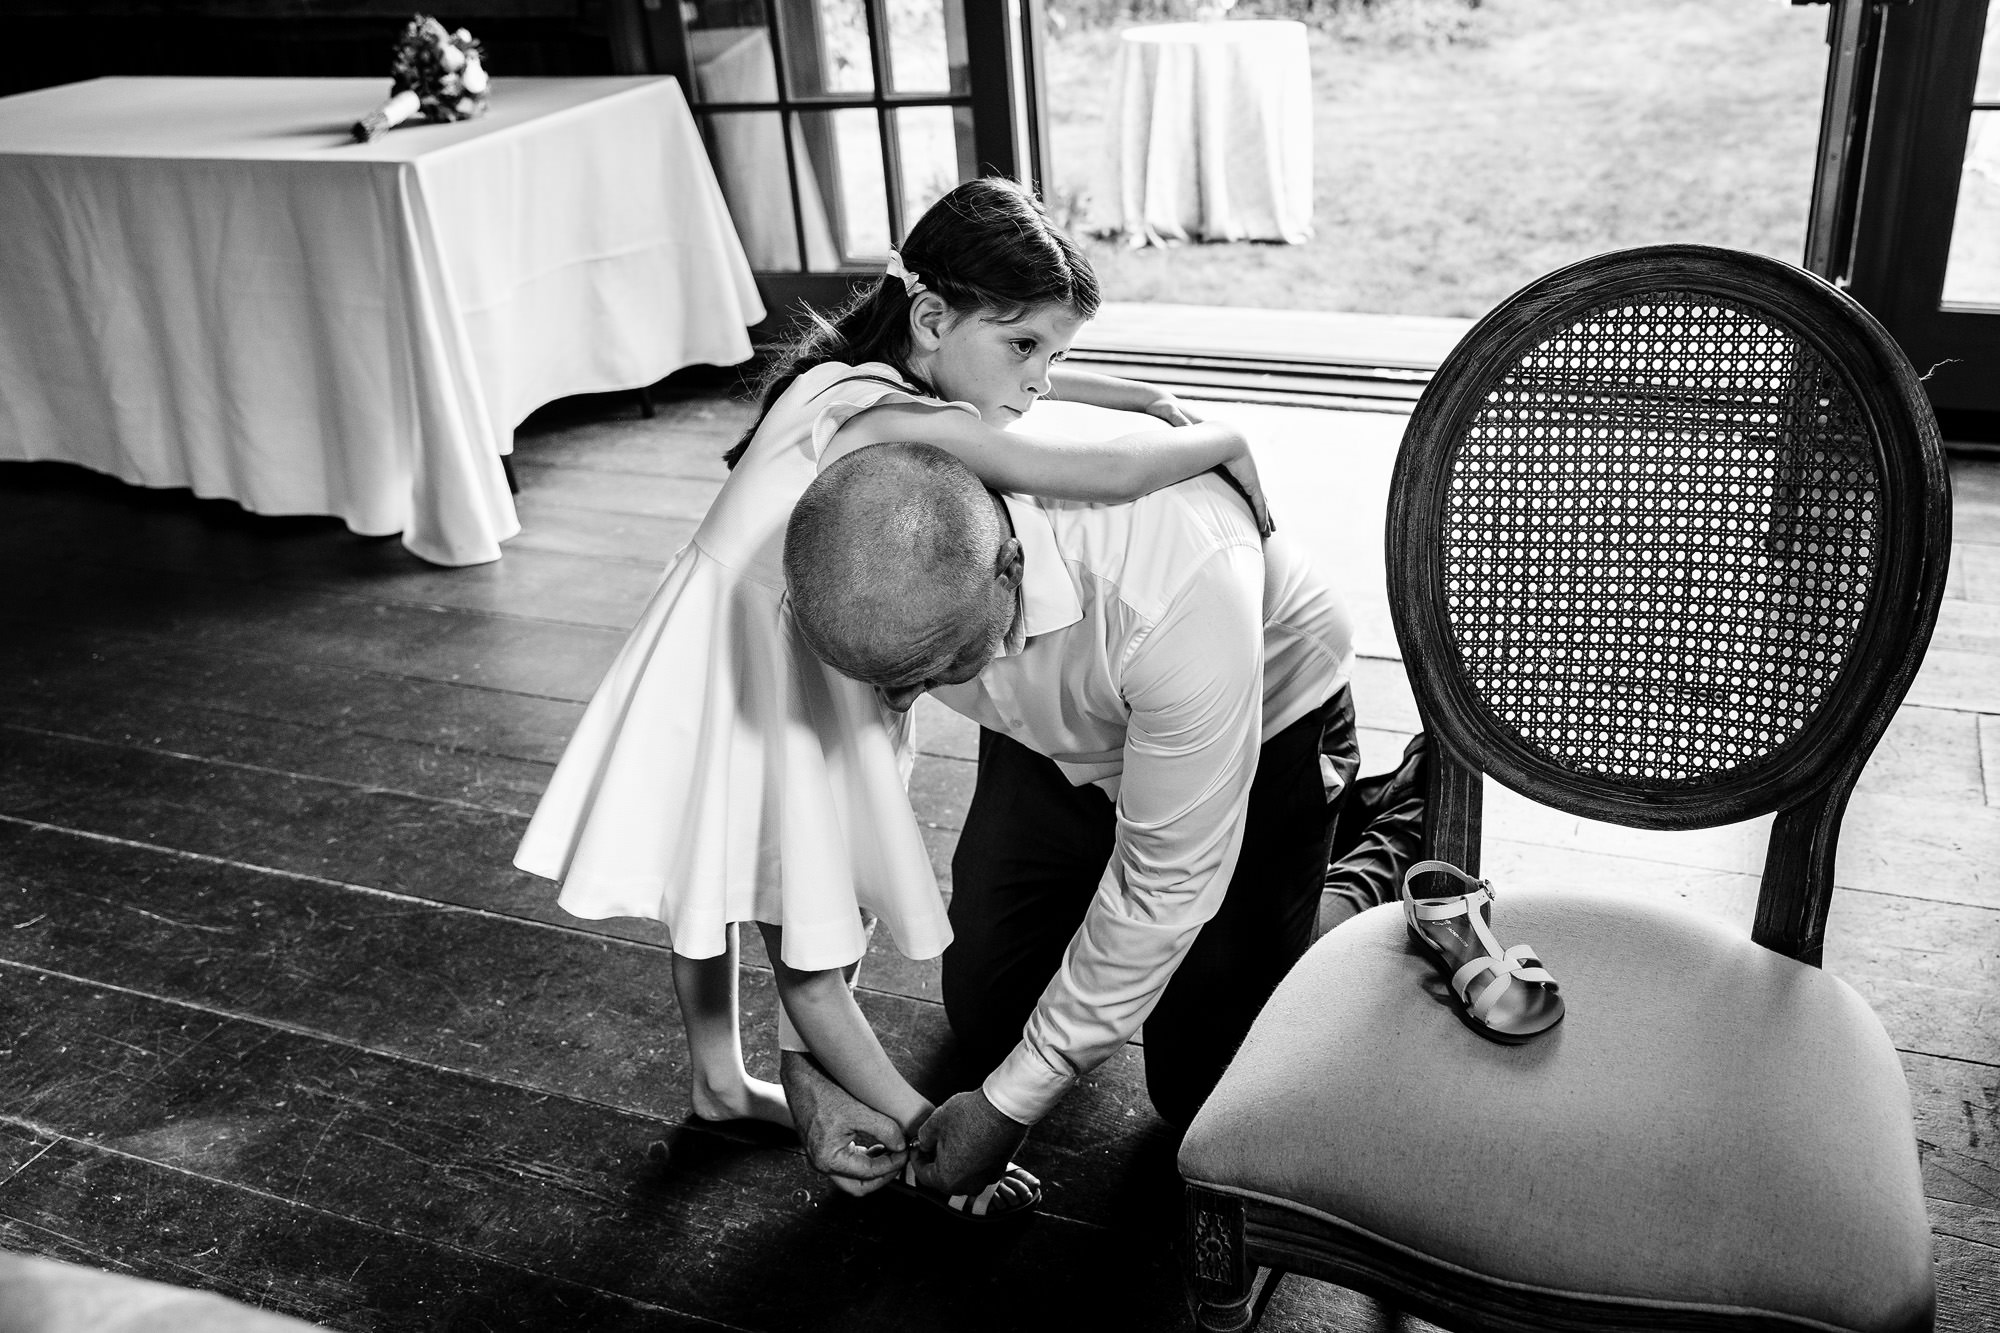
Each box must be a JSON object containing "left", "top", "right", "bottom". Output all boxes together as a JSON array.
[{"left": 885, "top": 250, "right": 927, "bottom": 298}]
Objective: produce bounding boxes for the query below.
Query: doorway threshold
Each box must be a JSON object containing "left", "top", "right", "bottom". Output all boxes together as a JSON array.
[{"left": 1068, "top": 302, "right": 1475, "bottom": 414}]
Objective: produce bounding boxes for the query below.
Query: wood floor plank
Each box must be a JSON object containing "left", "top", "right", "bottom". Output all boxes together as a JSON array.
[
  {"left": 0, "top": 1137, "right": 723, "bottom": 1333},
  {"left": 1933, "top": 598, "right": 2000, "bottom": 657},
  {"left": 1934, "top": 1231, "right": 2000, "bottom": 1333},
  {"left": 1946, "top": 541, "right": 2000, "bottom": 606},
  {"left": 508, "top": 501, "right": 699, "bottom": 565},
  {"left": 910, "top": 754, "right": 975, "bottom": 836},
  {"left": 1350, "top": 655, "right": 1419, "bottom": 735},
  {"left": 1905, "top": 1053, "right": 2000, "bottom": 1211},
  {"left": 0, "top": 727, "right": 579, "bottom": 935},
  {"left": 254, "top": 544, "right": 659, "bottom": 633},
  {"left": 1932, "top": 1200, "right": 2000, "bottom": 1251},
  {"left": 1911, "top": 647, "right": 2000, "bottom": 716},
  {"left": 510, "top": 462, "right": 719, "bottom": 523},
  {"left": 23, "top": 959, "right": 1989, "bottom": 1333},
  {"left": 0, "top": 565, "right": 626, "bottom": 702},
  {"left": 1982, "top": 716, "right": 2000, "bottom": 809},
  {"left": 0, "top": 658, "right": 968, "bottom": 835},
  {"left": 0, "top": 489, "right": 660, "bottom": 635},
  {"left": 5, "top": 813, "right": 1992, "bottom": 1230},
  {"left": 1861, "top": 705, "right": 1989, "bottom": 807},
  {"left": 1481, "top": 838, "right": 2000, "bottom": 1066},
  {"left": 0, "top": 716, "right": 964, "bottom": 936},
  {"left": 1948, "top": 458, "right": 2000, "bottom": 547},
  {"left": 913, "top": 696, "right": 980, "bottom": 762},
  {"left": 0, "top": 820, "right": 1166, "bottom": 1207},
  {"left": 0, "top": 819, "right": 757, "bottom": 1121},
  {"left": 512, "top": 406, "right": 743, "bottom": 482},
  {"left": 1480, "top": 780, "right": 2000, "bottom": 913},
  {"left": 0, "top": 701, "right": 552, "bottom": 821},
  {"left": 0, "top": 622, "right": 586, "bottom": 770},
  {"left": 0, "top": 668, "right": 953, "bottom": 1001},
  {"left": 0, "top": 967, "right": 1203, "bottom": 1333}
]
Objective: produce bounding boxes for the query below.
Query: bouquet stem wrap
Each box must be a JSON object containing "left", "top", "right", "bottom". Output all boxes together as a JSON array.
[{"left": 351, "top": 15, "right": 490, "bottom": 143}]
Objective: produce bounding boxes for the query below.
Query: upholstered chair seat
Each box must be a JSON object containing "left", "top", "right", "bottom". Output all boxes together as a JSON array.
[{"left": 1180, "top": 891, "right": 1934, "bottom": 1333}]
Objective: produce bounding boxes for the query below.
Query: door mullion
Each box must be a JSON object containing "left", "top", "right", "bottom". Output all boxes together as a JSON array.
[
  {"left": 860, "top": 0, "right": 908, "bottom": 250},
  {"left": 759, "top": 0, "right": 813, "bottom": 272}
]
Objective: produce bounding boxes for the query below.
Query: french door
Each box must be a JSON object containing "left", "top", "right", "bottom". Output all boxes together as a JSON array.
[
  {"left": 623, "top": 0, "right": 1050, "bottom": 325},
  {"left": 1817, "top": 0, "right": 2000, "bottom": 422}
]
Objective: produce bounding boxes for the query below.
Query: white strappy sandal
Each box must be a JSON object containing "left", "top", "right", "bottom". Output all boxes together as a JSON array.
[
  {"left": 1402, "top": 860, "right": 1564, "bottom": 1044},
  {"left": 888, "top": 1157, "right": 1042, "bottom": 1222}
]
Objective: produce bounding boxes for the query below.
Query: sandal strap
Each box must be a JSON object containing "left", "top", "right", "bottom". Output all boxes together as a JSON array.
[
  {"left": 1451, "top": 943, "right": 1560, "bottom": 1018},
  {"left": 1504, "top": 943, "right": 1559, "bottom": 990},
  {"left": 1403, "top": 860, "right": 1495, "bottom": 919},
  {"left": 1408, "top": 887, "right": 1492, "bottom": 922},
  {"left": 1403, "top": 859, "right": 1485, "bottom": 900}
]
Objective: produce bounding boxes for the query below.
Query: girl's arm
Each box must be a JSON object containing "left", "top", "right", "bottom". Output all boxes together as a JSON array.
[
  {"left": 827, "top": 401, "right": 1273, "bottom": 534},
  {"left": 1049, "top": 366, "right": 1201, "bottom": 426},
  {"left": 758, "top": 924, "right": 931, "bottom": 1134}
]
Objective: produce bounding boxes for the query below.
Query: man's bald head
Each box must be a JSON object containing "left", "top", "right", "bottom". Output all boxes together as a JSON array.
[{"left": 785, "top": 442, "right": 1020, "bottom": 695}]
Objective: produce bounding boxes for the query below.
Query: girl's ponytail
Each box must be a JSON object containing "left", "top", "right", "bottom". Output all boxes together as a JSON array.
[
  {"left": 723, "top": 177, "right": 1099, "bottom": 470},
  {"left": 723, "top": 278, "right": 912, "bottom": 469}
]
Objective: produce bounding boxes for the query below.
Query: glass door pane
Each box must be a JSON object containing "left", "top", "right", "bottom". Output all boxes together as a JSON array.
[
  {"left": 779, "top": 0, "right": 875, "bottom": 98},
  {"left": 671, "top": 0, "right": 1001, "bottom": 281},
  {"left": 894, "top": 104, "right": 976, "bottom": 230},
  {"left": 884, "top": 0, "right": 970, "bottom": 95},
  {"left": 1941, "top": 1, "right": 2000, "bottom": 308}
]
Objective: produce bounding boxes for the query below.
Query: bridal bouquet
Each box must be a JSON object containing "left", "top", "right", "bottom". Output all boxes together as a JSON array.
[{"left": 351, "top": 15, "right": 491, "bottom": 142}]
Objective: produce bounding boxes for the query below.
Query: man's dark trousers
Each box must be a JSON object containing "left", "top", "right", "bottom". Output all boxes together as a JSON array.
[{"left": 942, "top": 687, "right": 1362, "bottom": 1129}]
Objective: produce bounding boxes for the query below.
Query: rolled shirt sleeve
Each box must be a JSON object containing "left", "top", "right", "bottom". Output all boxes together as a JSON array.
[{"left": 982, "top": 543, "right": 1267, "bottom": 1124}]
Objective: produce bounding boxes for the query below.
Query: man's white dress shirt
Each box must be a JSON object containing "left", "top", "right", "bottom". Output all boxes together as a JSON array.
[{"left": 931, "top": 472, "right": 1353, "bottom": 1124}]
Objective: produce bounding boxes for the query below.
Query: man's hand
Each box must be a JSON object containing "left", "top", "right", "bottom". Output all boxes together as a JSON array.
[
  {"left": 914, "top": 1089, "right": 1029, "bottom": 1196},
  {"left": 780, "top": 1050, "right": 909, "bottom": 1196}
]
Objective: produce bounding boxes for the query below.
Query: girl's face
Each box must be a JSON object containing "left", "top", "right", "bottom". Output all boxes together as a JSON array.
[{"left": 910, "top": 299, "right": 1088, "bottom": 424}]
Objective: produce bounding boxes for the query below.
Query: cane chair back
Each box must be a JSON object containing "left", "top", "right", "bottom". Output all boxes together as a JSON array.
[
  {"left": 1179, "top": 246, "right": 1948, "bottom": 1333},
  {"left": 1391, "top": 244, "right": 1951, "bottom": 963}
]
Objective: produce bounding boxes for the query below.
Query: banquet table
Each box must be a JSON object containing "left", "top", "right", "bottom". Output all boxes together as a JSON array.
[
  {"left": 1112, "top": 20, "right": 1314, "bottom": 246},
  {"left": 0, "top": 75, "right": 764, "bottom": 566}
]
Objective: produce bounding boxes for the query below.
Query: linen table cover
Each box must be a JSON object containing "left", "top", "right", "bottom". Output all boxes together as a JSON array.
[
  {"left": 0, "top": 76, "right": 764, "bottom": 565},
  {"left": 1113, "top": 21, "right": 1313, "bottom": 246}
]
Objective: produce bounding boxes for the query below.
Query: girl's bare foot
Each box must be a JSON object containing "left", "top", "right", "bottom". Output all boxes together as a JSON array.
[{"left": 691, "top": 1072, "right": 795, "bottom": 1129}]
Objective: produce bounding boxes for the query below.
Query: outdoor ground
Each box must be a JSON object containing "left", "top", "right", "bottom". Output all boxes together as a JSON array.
[
  {"left": 1045, "top": 0, "right": 1831, "bottom": 316},
  {"left": 0, "top": 381, "right": 1994, "bottom": 1329}
]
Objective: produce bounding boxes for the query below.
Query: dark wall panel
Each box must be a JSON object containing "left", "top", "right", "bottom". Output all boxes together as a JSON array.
[{"left": 1, "top": 2, "right": 617, "bottom": 98}]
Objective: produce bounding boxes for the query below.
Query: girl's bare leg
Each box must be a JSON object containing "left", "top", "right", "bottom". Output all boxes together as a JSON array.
[{"left": 672, "top": 925, "right": 793, "bottom": 1127}]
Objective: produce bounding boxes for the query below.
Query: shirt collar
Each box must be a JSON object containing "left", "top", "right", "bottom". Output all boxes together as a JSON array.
[{"left": 995, "top": 492, "right": 1083, "bottom": 656}]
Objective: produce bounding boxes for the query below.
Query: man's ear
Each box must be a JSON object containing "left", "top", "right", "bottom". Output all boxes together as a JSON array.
[
  {"left": 908, "top": 292, "right": 950, "bottom": 351},
  {"left": 994, "top": 537, "right": 1025, "bottom": 591}
]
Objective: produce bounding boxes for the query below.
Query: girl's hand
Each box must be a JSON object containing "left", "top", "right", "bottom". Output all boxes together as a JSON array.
[
  {"left": 1221, "top": 448, "right": 1276, "bottom": 538},
  {"left": 1144, "top": 393, "right": 1202, "bottom": 428}
]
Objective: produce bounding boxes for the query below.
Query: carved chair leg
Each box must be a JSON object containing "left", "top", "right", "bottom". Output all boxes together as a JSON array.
[
  {"left": 1194, "top": 1287, "right": 1256, "bottom": 1332},
  {"left": 1186, "top": 1186, "right": 1254, "bottom": 1330}
]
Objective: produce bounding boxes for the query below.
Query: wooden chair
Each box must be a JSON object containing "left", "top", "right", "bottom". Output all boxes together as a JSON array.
[{"left": 1178, "top": 245, "right": 1949, "bottom": 1333}]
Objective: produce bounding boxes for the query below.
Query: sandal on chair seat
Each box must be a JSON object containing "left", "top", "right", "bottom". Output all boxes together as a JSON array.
[
  {"left": 886, "top": 1157, "right": 1043, "bottom": 1222},
  {"left": 1402, "top": 859, "right": 1564, "bottom": 1044}
]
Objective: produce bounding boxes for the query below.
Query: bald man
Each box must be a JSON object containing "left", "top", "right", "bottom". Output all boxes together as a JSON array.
[{"left": 781, "top": 440, "right": 1418, "bottom": 1199}]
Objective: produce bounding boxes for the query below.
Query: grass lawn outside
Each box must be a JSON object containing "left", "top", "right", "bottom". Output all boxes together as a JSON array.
[{"left": 1044, "top": 0, "right": 1833, "bottom": 318}]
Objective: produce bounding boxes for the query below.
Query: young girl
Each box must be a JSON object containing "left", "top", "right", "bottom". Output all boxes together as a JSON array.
[{"left": 514, "top": 178, "right": 1267, "bottom": 1217}]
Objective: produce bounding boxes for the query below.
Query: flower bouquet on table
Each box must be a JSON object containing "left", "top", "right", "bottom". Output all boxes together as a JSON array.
[{"left": 351, "top": 15, "right": 490, "bottom": 143}]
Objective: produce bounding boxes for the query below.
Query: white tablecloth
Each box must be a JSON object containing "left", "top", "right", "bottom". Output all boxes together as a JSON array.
[
  {"left": 1113, "top": 20, "right": 1313, "bottom": 246},
  {"left": 0, "top": 76, "right": 764, "bottom": 565}
]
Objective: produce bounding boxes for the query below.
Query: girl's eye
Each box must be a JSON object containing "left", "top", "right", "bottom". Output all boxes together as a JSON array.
[{"left": 1011, "top": 340, "right": 1035, "bottom": 356}]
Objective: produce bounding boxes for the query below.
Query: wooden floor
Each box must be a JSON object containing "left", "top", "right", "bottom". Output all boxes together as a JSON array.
[{"left": 0, "top": 381, "right": 1994, "bottom": 1332}]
